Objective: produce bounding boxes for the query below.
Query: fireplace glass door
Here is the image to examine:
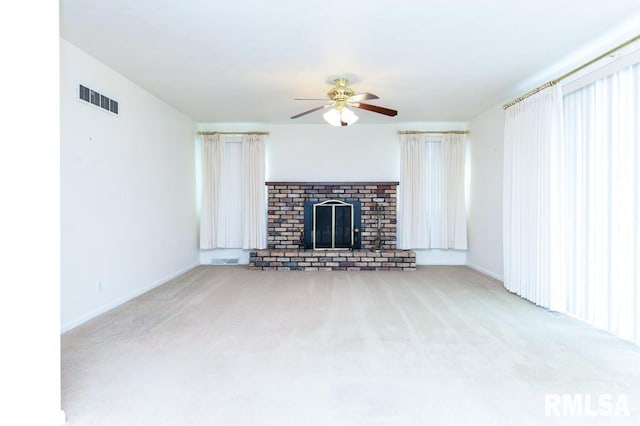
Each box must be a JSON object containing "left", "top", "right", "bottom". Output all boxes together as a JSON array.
[{"left": 313, "top": 200, "right": 353, "bottom": 249}]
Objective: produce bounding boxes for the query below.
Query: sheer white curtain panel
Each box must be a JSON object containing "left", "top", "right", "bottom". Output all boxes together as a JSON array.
[
  {"left": 222, "top": 141, "right": 243, "bottom": 248},
  {"left": 560, "top": 63, "right": 640, "bottom": 344},
  {"left": 425, "top": 140, "right": 444, "bottom": 247}
]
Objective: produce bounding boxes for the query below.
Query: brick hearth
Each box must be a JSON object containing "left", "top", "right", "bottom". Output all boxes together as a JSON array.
[
  {"left": 249, "top": 249, "right": 416, "bottom": 271},
  {"left": 249, "top": 181, "right": 415, "bottom": 271}
]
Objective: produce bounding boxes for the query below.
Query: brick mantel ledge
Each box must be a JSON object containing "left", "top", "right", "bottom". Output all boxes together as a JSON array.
[{"left": 265, "top": 181, "right": 399, "bottom": 186}]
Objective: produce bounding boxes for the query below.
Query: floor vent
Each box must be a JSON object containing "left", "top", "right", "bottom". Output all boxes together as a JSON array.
[
  {"left": 210, "top": 258, "right": 240, "bottom": 265},
  {"left": 79, "top": 84, "right": 119, "bottom": 115}
]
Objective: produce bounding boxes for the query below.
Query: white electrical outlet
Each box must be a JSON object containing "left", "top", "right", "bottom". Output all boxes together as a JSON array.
[{"left": 97, "top": 281, "right": 103, "bottom": 293}]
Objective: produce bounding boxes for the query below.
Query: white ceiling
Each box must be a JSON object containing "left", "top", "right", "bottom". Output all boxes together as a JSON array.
[{"left": 60, "top": 0, "right": 640, "bottom": 124}]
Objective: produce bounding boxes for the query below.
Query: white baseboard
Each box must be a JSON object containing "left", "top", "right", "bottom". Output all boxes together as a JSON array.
[
  {"left": 466, "top": 263, "right": 504, "bottom": 282},
  {"left": 60, "top": 263, "right": 199, "bottom": 333}
]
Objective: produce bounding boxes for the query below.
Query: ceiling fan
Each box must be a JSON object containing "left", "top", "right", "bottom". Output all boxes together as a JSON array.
[{"left": 290, "top": 78, "right": 398, "bottom": 126}]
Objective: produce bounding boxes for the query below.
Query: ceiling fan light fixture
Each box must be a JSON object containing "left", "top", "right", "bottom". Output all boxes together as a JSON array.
[
  {"left": 340, "top": 107, "right": 358, "bottom": 125},
  {"left": 323, "top": 107, "right": 358, "bottom": 126}
]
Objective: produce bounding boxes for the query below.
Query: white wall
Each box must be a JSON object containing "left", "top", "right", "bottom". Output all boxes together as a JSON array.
[
  {"left": 467, "top": 104, "right": 505, "bottom": 280},
  {"left": 266, "top": 124, "right": 404, "bottom": 181},
  {"left": 197, "top": 122, "right": 469, "bottom": 265},
  {"left": 60, "top": 39, "right": 199, "bottom": 331},
  {"left": 2, "top": 4, "right": 64, "bottom": 423}
]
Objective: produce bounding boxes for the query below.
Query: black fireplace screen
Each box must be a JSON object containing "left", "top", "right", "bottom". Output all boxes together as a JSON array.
[{"left": 303, "top": 199, "right": 361, "bottom": 249}]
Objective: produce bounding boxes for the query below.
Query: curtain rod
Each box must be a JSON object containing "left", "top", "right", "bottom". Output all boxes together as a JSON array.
[
  {"left": 503, "top": 33, "right": 640, "bottom": 110},
  {"left": 397, "top": 130, "right": 470, "bottom": 135},
  {"left": 198, "top": 131, "right": 269, "bottom": 135}
]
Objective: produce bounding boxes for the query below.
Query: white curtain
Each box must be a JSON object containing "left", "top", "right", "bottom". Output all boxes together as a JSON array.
[
  {"left": 398, "top": 133, "right": 428, "bottom": 249},
  {"left": 200, "top": 134, "right": 267, "bottom": 250},
  {"left": 442, "top": 134, "right": 468, "bottom": 249},
  {"left": 242, "top": 134, "right": 266, "bottom": 249},
  {"left": 505, "top": 62, "right": 640, "bottom": 345},
  {"left": 398, "top": 133, "right": 468, "bottom": 249},
  {"left": 199, "top": 134, "right": 225, "bottom": 249},
  {"left": 559, "top": 63, "right": 640, "bottom": 343},
  {"left": 503, "top": 84, "right": 564, "bottom": 307}
]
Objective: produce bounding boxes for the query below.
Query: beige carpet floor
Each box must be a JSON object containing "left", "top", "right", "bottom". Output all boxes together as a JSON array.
[{"left": 62, "top": 266, "right": 640, "bottom": 425}]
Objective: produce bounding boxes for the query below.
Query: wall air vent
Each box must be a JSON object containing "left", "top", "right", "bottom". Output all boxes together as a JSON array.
[
  {"left": 210, "top": 258, "right": 240, "bottom": 265},
  {"left": 78, "top": 84, "right": 119, "bottom": 115}
]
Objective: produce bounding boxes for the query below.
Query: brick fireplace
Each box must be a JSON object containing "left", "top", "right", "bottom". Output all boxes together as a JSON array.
[{"left": 249, "top": 182, "right": 416, "bottom": 271}]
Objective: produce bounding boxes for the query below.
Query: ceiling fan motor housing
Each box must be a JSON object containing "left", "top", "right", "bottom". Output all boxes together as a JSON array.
[{"left": 327, "top": 78, "right": 354, "bottom": 108}]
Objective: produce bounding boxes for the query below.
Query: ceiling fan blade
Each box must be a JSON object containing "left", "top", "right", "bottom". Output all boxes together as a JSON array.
[
  {"left": 290, "top": 105, "right": 329, "bottom": 119},
  {"left": 348, "top": 92, "right": 379, "bottom": 102},
  {"left": 351, "top": 102, "right": 398, "bottom": 117}
]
